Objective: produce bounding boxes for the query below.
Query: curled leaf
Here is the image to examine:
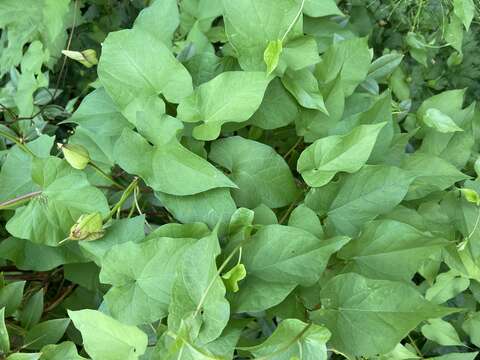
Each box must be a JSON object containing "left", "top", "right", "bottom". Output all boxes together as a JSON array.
[
  {"left": 222, "top": 263, "right": 247, "bottom": 292},
  {"left": 62, "top": 49, "right": 98, "bottom": 68}
]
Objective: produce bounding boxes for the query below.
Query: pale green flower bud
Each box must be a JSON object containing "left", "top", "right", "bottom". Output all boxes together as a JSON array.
[
  {"left": 59, "top": 143, "right": 90, "bottom": 170},
  {"left": 69, "top": 212, "right": 105, "bottom": 241}
]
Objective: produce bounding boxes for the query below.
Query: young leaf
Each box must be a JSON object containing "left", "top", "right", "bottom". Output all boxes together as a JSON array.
[{"left": 263, "top": 40, "right": 283, "bottom": 75}]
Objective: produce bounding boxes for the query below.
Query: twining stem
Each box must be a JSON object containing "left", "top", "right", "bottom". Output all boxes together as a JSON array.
[
  {"left": 192, "top": 241, "right": 244, "bottom": 319},
  {"left": 0, "top": 129, "right": 35, "bottom": 156},
  {"left": 408, "top": 334, "right": 424, "bottom": 358},
  {"left": 281, "top": 0, "right": 306, "bottom": 42},
  {"left": 0, "top": 191, "right": 42, "bottom": 210},
  {"left": 88, "top": 162, "right": 124, "bottom": 190},
  {"left": 105, "top": 177, "right": 139, "bottom": 221},
  {"left": 283, "top": 136, "right": 303, "bottom": 160}
]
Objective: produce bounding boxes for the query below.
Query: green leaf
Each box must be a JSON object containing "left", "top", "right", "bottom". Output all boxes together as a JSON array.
[
  {"left": 79, "top": 216, "right": 145, "bottom": 266},
  {"left": 453, "top": 0, "right": 475, "bottom": 30},
  {"left": 100, "top": 235, "right": 195, "bottom": 325},
  {"left": 6, "top": 157, "right": 110, "bottom": 246},
  {"left": 297, "top": 123, "right": 386, "bottom": 187},
  {"left": 425, "top": 270, "right": 470, "bottom": 304},
  {"left": 288, "top": 204, "right": 324, "bottom": 238},
  {"left": 98, "top": 28, "right": 192, "bottom": 123},
  {"left": 445, "top": 14, "right": 464, "bottom": 53},
  {"left": 168, "top": 230, "right": 230, "bottom": 343},
  {"left": 20, "top": 290, "right": 44, "bottom": 330},
  {"left": 0, "top": 135, "right": 53, "bottom": 203},
  {"left": 423, "top": 108, "right": 464, "bottom": 133},
  {"left": 68, "top": 309, "right": 148, "bottom": 360},
  {"left": 462, "top": 311, "right": 480, "bottom": 347},
  {"left": 326, "top": 165, "right": 414, "bottom": 236},
  {"left": 0, "top": 308, "right": 9, "bottom": 355},
  {"left": 245, "top": 319, "right": 330, "bottom": 359},
  {"left": 282, "top": 68, "right": 328, "bottom": 113},
  {"left": 430, "top": 353, "right": 479, "bottom": 360},
  {"left": 6, "top": 354, "right": 41, "bottom": 360},
  {"left": 402, "top": 153, "right": 469, "bottom": 200},
  {"left": 113, "top": 116, "right": 236, "bottom": 196},
  {"left": 230, "top": 225, "right": 349, "bottom": 312},
  {"left": 249, "top": 78, "right": 299, "bottom": 130},
  {"left": 210, "top": 136, "right": 298, "bottom": 208},
  {"left": 316, "top": 37, "right": 372, "bottom": 96},
  {"left": 311, "top": 273, "right": 459, "bottom": 357},
  {"left": 39, "top": 341, "right": 86, "bottom": 360},
  {"left": 69, "top": 88, "right": 131, "bottom": 138},
  {"left": 338, "top": 220, "right": 449, "bottom": 281},
  {"left": 133, "top": 0, "right": 179, "bottom": 46},
  {"left": 421, "top": 318, "right": 464, "bottom": 347},
  {"left": 263, "top": 40, "right": 283, "bottom": 75},
  {"left": 24, "top": 319, "right": 70, "bottom": 350},
  {"left": 0, "top": 281, "right": 25, "bottom": 316},
  {"left": 177, "top": 71, "right": 270, "bottom": 141}
]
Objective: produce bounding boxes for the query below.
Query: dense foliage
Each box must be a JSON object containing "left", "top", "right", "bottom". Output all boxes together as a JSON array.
[{"left": 1, "top": 0, "right": 480, "bottom": 359}]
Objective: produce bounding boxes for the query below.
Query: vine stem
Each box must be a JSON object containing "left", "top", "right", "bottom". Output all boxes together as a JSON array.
[
  {"left": 88, "top": 162, "right": 124, "bottom": 190},
  {"left": 193, "top": 240, "right": 245, "bottom": 319},
  {"left": 408, "top": 334, "right": 424, "bottom": 358},
  {"left": 281, "top": 0, "right": 306, "bottom": 42},
  {"left": 0, "top": 191, "right": 42, "bottom": 210},
  {"left": 0, "top": 129, "right": 34, "bottom": 156},
  {"left": 105, "top": 177, "right": 139, "bottom": 221}
]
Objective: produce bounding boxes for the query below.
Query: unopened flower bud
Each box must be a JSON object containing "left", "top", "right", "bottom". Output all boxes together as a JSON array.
[
  {"left": 59, "top": 143, "right": 90, "bottom": 170},
  {"left": 69, "top": 212, "right": 105, "bottom": 241}
]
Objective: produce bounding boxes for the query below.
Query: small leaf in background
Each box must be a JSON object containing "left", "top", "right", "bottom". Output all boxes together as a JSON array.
[
  {"left": 24, "top": 318, "right": 70, "bottom": 350},
  {"left": 421, "top": 318, "right": 465, "bottom": 346},
  {"left": 453, "top": 0, "right": 475, "bottom": 30},
  {"left": 462, "top": 311, "right": 480, "bottom": 347},
  {"left": 423, "top": 108, "right": 464, "bottom": 133},
  {"left": 20, "top": 290, "right": 44, "bottom": 330},
  {"left": 263, "top": 39, "right": 283, "bottom": 75},
  {"left": 68, "top": 309, "right": 148, "bottom": 360},
  {"left": 0, "top": 281, "right": 25, "bottom": 316}
]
